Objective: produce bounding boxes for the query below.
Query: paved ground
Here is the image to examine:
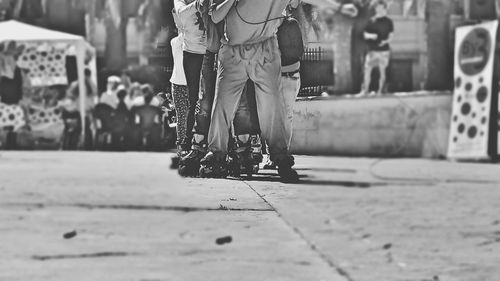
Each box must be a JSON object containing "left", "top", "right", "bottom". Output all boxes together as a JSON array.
[{"left": 0, "top": 152, "right": 499, "bottom": 281}]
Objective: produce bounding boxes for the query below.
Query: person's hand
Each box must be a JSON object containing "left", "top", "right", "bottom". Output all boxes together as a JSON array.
[
  {"left": 340, "top": 3, "right": 358, "bottom": 17},
  {"left": 198, "top": 0, "right": 210, "bottom": 13},
  {"left": 209, "top": 0, "right": 223, "bottom": 13}
]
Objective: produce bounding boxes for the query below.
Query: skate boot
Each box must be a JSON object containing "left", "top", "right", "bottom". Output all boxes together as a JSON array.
[
  {"left": 276, "top": 156, "right": 299, "bottom": 183},
  {"left": 170, "top": 140, "right": 191, "bottom": 169},
  {"left": 249, "top": 134, "right": 263, "bottom": 174},
  {"left": 227, "top": 136, "right": 255, "bottom": 178},
  {"left": 178, "top": 140, "right": 207, "bottom": 177},
  {"left": 264, "top": 154, "right": 294, "bottom": 170},
  {"left": 263, "top": 155, "right": 277, "bottom": 170},
  {"left": 227, "top": 139, "right": 241, "bottom": 178},
  {"left": 199, "top": 152, "right": 229, "bottom": 178}
]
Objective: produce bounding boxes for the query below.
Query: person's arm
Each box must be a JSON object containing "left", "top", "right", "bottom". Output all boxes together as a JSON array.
[
  {"left": 174, "top": 0, "right": 198, "bottom": 16},
  {"left": 364, "top": 31, "right": 377, "bottom": 40},
  {"left": 339, "top": 3, "right": 358, "bottom": 17},
  {"left": 379, "top": 33, "right": 392, "bottom": 46},
  {"left": 301, "top": 0, "right": 341, "bottom": 9},
  {"left": 302, "top": 0, "right": 358, "bottom": 17},
  {"left": 210, "top": 0, "right": 236, "bottom": 23},
  {"left": 363, "top": 20, "right": 378, "bottom": 40}
]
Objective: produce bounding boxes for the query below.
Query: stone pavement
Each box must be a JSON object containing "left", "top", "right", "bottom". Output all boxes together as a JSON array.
[{"left": 0, "top": 152, "right": 499, "bottom": 281}]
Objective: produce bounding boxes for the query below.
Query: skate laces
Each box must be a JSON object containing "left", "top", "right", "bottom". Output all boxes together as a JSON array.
[
  {"left": 234, "top": 137, "right": 251, "bottom": 154},
  {"left": 201, "top": 152, "right": 226, "bottom": 165},
  {"left": 250, "top": 135, "right": 262, "bottom": 154},
  {"left": 191, "top": 140, "right": 207, "bottom": 152}
]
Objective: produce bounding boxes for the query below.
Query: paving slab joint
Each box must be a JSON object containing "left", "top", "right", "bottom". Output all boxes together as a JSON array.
[{"left": 241, "top": 181, "right": 355, "bottom": 281}]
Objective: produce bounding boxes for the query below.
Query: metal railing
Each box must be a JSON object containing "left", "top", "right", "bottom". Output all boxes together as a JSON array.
[{"left": 299, "top": 46, "right": 334, "bottom": 97}]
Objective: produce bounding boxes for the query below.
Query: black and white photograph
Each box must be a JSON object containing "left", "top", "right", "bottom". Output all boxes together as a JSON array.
[{"left": 1, "top": 0, "right": 499, "bottom": 280}]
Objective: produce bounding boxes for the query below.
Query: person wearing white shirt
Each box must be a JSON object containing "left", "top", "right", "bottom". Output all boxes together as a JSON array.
[
  {"left": 170, "top": 12, "right": 191, "bottom": 164},
  {"left": 99, "top": 76, "right": 121, "bottom": 109},
  {"left": 173, "top": 0, "right": 207, "bottom": 151}
]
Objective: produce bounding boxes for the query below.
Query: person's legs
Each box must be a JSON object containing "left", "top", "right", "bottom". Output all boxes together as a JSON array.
[
  {"left": 178, "top": 51, "right": 218, "bottom": 175},
  {"left": 377, "top": 51, "right": 390, "bottom": 95},
  {"left": 361, "top": 52, "right": 375, "bottom": 95},
  {"left": 265, "top": 72, "right": 300, "bottom": 169},
  {"left": 171, "top": 84, "right": 190, "bottom": 153},
  {"left": 232, "top": 79, "right": 262, "bottom": 176},
  {"left": 281, "top": 72, "right": 301, "bottom": 148},
  {"left": 233, "top": 79, "right": 260, "bottom": 136},
  {"left": 249, "top": 38, "right": 297, "bottom": 182},
  {"left": 206, "top": 44, "right": 249, "bottom": 159},
  {"left": 193, "top": 51, "right": 218, "bottom": 139},
  {"left": 183, "top": 51, "right": 204, "bottom": 144},
  {"left": 250, "top": 39, "right": 287, "bottom": 162},
  {"left": 200, "top": 44, "right": 249, "bottom": 178}
]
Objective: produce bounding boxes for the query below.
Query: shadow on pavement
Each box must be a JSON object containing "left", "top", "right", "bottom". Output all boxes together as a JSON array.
[
  {"left": 231, "top": 172, "right": 383, "bottom": 188},
  {"left": 295, "top": 168, "right": 358, "bottom": 174}
]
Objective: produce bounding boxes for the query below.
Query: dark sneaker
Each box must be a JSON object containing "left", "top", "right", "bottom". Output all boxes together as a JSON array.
[
  {"left": 199, "top": 152, "right": 229, "bottom": 178},
  {"left": 276, "top": 157, "right": 299, "bottom": 183},
  {"left": 178, "top": 141, "right": 207, "bottom": 177}
]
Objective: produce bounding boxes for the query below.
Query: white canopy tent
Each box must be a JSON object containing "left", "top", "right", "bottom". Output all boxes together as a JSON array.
[{"left": 0, "top": 20, "right": 91, "bottom": 144}]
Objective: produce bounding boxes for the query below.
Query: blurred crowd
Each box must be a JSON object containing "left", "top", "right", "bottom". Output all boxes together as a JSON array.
[{"left": 58, "top": 70, "right": 176, "bottom": 151}]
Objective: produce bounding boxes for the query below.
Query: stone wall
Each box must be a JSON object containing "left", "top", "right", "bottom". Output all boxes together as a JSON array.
[{"left": 291, "top": 92, "right": 453, "bottom": 158}]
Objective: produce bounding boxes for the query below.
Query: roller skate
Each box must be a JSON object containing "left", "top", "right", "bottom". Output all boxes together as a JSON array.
[
  {"left": 263, "top": 157, "right": 277, "bottom": 170},
  {"left": 261, "top": 140, "right": 275, "bottom": 170},
  {"left": 276, "top": 156, "right": 299, "bottom": 183},
  {"left": 264, "top": 154, "right": 294, "bottom": 170},
  {"left": 249, "top": 134, "right": 263, "bottom": 174},
  {"left": 263, "top": 151, "right": 276, "bottom": 170},
  {"left": 227, "top": 136, "right": 255, "bottom": 179},
  {"left": 178, "top": 139, "right": 207, "bottom": 177},
  {"left": 170, "top": 139, "right": 191, "bottom": 169},
  {"left": 199, "top": 152, "right": 229, "bottom": 178}
]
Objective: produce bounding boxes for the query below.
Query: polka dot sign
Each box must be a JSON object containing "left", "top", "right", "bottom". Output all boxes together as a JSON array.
[
  {"left": 27, "top": 105, "right": 63, "bottom": 128},
  {"left": 0, "top": 102, "right": 26, "bottom": 131},
  {"left": 448, "top": 21, "right": 498, "bottom": 160},
  {"left": 16, "top": 43, "right": 69, "bottom": 87}
]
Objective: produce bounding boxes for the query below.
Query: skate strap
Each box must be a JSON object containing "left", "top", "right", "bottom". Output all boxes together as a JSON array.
[
  {"left": 192, "top": 143, "right": 208, "bottom": 152},
  {"left": 235, "top": 146, "right": 248, "bottom": 153}
]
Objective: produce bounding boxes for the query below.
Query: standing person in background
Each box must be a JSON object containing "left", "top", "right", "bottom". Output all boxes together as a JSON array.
[
  {"left": 84, "top": 69, "right": 98, "bottom": 103},
  {"left": 126, "top": 82, "right": 142, "bottom": 109},
  {"left": 359, "top": 0, "right": 393, "bottom": 96},
  {"left": 173, "top": 0, "right": 207, "bottom": 155},
  {"left": 131, "top": 84, "right": 161, "bottom": 107},
  {"left": 170, "top": 11, "right": 190, "bottom": 168},
  {"left": 99, "top": 76, "right": 121, "bottom": 109}
]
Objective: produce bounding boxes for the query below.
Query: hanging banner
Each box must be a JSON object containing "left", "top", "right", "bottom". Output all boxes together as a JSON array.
[{"left": 448, "top": 20, "right": 499, "bottom": 160}]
